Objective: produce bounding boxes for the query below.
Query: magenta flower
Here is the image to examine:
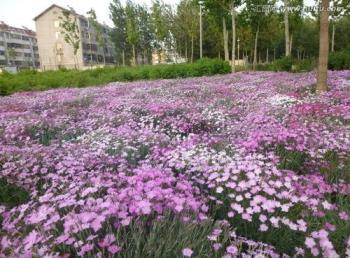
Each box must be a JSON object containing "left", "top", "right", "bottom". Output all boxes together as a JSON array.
[{"left": 182, "top": 248, "right": 193, "bottom": 257}]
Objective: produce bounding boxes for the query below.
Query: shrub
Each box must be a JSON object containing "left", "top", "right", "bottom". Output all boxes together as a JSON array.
[
  {"left": 0, "top": 59, "right": 231, "bottom": 96},
  {"left": 328, "top": 50, "right": 350, "bottom": 70},
  {"left": 255, "top": 57, "right": 315, "bottom": 72},
  {"left": 292, "top": 59, "right": 315, "bottom": 72},
  {"left": 0, "top": 178, "right": 30, "bottom": 208},
  {"left": 271, "top": 57, "right": 293, "bottom": 72}
]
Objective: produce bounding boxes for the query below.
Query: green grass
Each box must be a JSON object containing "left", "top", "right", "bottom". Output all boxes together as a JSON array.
[
  {"left": 0, "top": 58, "right": 231, "bottom": 96},
  {"left": 0, "top": 178, "right": 30, "bottom": 208},
  {"left": 53, "top": 214, "right": 231, "bottom": 258}
]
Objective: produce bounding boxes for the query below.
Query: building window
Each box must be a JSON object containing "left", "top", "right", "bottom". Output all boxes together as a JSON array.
[
  {"left": 80, "top": 18, "right": 88, "bottom": 28},
  {"left": 54, "top": 20, "right": 60, "bottom": 28},
  {"left": 55, "top": 32, "right": 60, "bottom": 39}
]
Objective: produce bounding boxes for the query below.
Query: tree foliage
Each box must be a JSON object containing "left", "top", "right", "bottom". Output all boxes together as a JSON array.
[{"left": 59, "top": 7, "right": 80, "bottom": 56}]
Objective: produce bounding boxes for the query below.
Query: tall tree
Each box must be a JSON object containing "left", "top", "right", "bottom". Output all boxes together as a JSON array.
[
  {"left": 287, "top": 0, "right": 303, "bottom": 56},
  {"left": 243, "top": 0, "right": 274, "bottom": 70},
  {"left": 125, "top": 1, "right": 140, "bottom": 66},
  {"left": 151, "top": 0, "right": 171, "bottom": 63},
  {"left": 59, "top": 7, "right": 80, "bottom": 68},
  {"left": 175, "top": 0, "right": 199, "bottom": 63},
  {"left": 137, "top": 5, "right": 154, "bottom": 64},
  {"left": 202, "top": 0, "right": 230, "bottom": 62},
  {"left": 230, "top": 0, "right": 243, "bottom": 72},
  {"left": 87, "top": 9, "right": 106, "bottom": 65},
  {"left": 284, "top": 0, "right": 290, "bottom": 56},
  {"left": 316, "top": 0, "right": 330, "bottom": 92},
  {"left": 109, "top": 0, "right": 128, "bottom": 65},
  {"left": 330, "top": 0, "right": 350, "bottom": 52}
]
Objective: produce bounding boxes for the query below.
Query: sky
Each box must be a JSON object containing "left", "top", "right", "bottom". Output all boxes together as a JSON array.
[
  {"left": 0, "top": 0, "right": 179, "bottom": 30},
  {"left": 1, "top": 0, "right": 316, "bottom": 31}
]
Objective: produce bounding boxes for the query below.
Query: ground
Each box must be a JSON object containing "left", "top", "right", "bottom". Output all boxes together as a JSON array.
[{"left": 0, "top": 71, "right": 350, "bottom": 257}]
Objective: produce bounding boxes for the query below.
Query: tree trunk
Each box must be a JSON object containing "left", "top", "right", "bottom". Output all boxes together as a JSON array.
[
  {"left": 132, "top": 44, "right": 136, "bottom": 66},
  {"left": 331, "top": 22, "right": 335, "bottom": 52},
  {"left": 289, "top": 33, "right": 293, "bottom": 55},
  {"left": 223, "top": 17, "right": 229, "bottom": 61},
  {"left": 122, "top": 50, "right": 125, "bottom": 66},
  {"left": 191, "top": 34, "right": 194, "bottom": 63},
  {"left": 231, "top": 2, "right": 236, "bottom": 72},
  {"left": 274, "top": 48, "right": 276, "bottom": 61},
  {"left": 157, "top": 49, "right": 161, "bottom": 64},
  {"left": 316, "top": 0, "right": 330, "bottom": 92},
  {"left": 253, "top": 26, "right": 259, "bottom": 70},
  {"left": 284, "top": 0, "right": 290, "bottom": 56},
  {"left": 266, "top": 48, "right": 269, "bottom": 63},
  {"left": 185, "top": 42, "right": 188, "bottom": 62},
  {"left": 250, "top": 49, "right": 253, "bottom": 65}
]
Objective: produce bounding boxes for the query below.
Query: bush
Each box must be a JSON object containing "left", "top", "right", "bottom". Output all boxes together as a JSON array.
[
  {"left": 255, "top": 57, "right": 315, "bottom": 72},
  {"left": 271, "top": 57, "right": 293, "bottom": 72},
  {"left": 0, "top": 59, "right": 231, "bottom": 96},
  {"left": 292, "top": 59, "right": 315, "bottom": 72},
  {"left": 0, "top": 178, "right": 30, "bottom": 208},
  {"left": 328, "top": 50, "right": 350, "bottom": 70}
]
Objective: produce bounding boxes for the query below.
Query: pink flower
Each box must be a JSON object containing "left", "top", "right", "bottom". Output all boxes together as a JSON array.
[
  {"left": 216, "top": 186, "right": 224, "bottom": 193},
  {"left": 318, "top": 229, "right": 329, "bottom": 239},
  {"left": 108, "top": 244, "right": 122, "bottom": 254},
  {"left": 319, "top": 239, "right": 333, "bottom": 250},
  {"left": 311, "top": 247, "right": 320, "bottom": 256},
  {"left": 339, "top": 211, "right": 349, "bottom": 220},
  {"left": 324, "top": 223, "right": 336, "bottom": 232},
  {"left": 78, "top": 244, "right": 94, "bottom": 256},
  {"left": 213, "top": 243, "right": 222, "bottom": 251},
  {"left": 305, "top": 237, "right": 316, "bottom": 248},
  {"left": 227, "top": 211, "right": 235, "bottom": 218},
  {"left": 226, "top": 245, "right": 238, "bottom": 255},
  {"left": 322, "top": 201, "right": 332, "bottom": 210},
  {"left": 182, "top": 248, "right": 193, "bottom": 257},
  {"left": 259, "top": 224, "right": 268, "bottom": 232},
  {"left": 259, "top": 214, "right": 267, "bottom": 223},
  {"left": 295, "top": 247, "right": 305, "bottom": 256}
]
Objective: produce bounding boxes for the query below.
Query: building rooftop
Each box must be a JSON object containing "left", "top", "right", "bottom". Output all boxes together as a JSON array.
[
  {"left": 0, "top": 21, "right": 36, "bottom": 36},
  {"left": 33, "top": 4, "right": 112, "bottom": 29}
]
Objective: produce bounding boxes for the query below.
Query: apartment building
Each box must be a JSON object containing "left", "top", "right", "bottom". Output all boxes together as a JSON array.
[
  {"left": 34, "top": 4, "right": 115, "bottom": 70},
  {"left": 0, "top": 21, "right": 40, "bottom": 69}
]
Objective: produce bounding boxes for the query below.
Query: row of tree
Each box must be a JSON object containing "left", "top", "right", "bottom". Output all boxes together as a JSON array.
[
  {"left": 58, "top": 0, "right": 349, "bottom": 91},
  {"left": 108, "top": 0, "right": 349, "bottom": 68}
]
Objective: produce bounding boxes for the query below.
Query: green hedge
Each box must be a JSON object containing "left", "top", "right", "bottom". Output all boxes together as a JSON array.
[
  {"left": 328, "top": 50, "right": 350, "bottom": 70},
  {"left": 255, "top": 50, "right": 350, "bottom": 73},
  {"left": 0, "top": 58, "right": 231, "bottom": 96},
  {"left": 256, "top": 57, "right": 315, "bottom": 72}
]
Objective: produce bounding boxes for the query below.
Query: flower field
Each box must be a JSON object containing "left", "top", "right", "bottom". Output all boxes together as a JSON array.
[{"left": 1, "top": 71, "right": 350, "bottom": 257}]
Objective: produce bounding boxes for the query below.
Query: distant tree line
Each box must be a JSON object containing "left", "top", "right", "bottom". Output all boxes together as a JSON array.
[{"left": 106, "top": 0, "right": 349, "bottom": 68}]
